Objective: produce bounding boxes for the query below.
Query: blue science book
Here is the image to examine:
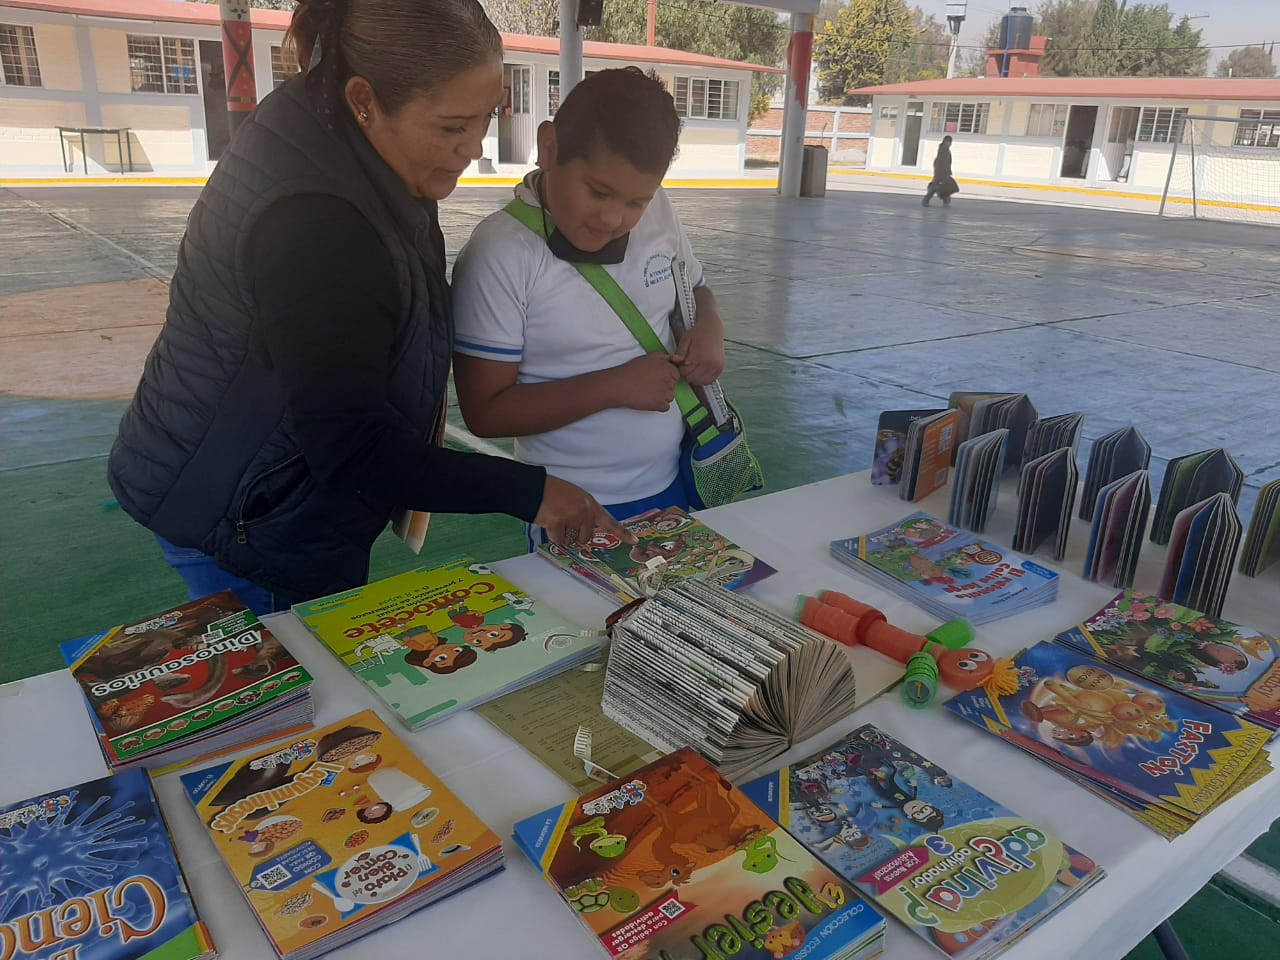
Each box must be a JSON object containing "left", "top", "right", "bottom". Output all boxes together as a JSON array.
[
  {"left": 0, "top": 768, "right": 216, "bottom": 960},
  {"left": 830, "top": 513, "right": 1059, "bottom": 624},
  {"left": 513, "top": 747, "right": 886, "bottom": 960},
  {"left": 944, "top": 641, "right": 1273, "bottom": 836},
  {"left": 743, "top": 724, "right": 1103, "bottom": 960}
]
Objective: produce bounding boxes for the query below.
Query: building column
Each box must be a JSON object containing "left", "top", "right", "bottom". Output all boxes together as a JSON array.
[
  {"left": 778, "top": 12, "right": 813, "bottom": 198},
  {"left": 558, "top": 0, "right": 583, "bottom": 99},
  {"left": 218, "top": 0, "right": 258, "bottom": 137}
]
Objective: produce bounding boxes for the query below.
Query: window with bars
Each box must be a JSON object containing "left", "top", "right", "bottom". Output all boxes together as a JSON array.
[
  {"left": 1136, "top": 106, "right": 1186, "bottom": 143},
  {"left": 0, "top": 23, "right": 41, "bottom": 86},
  {"left": 127, "top": 34, "right": 197, "bottom": 94},
  {"left": 547, "top": 69, "right": 599, "bottom": 116},
  {"left": 1024, "top": 103, "right": 1068, "bottom": 138},
  {"left": 1235, "top": 109, "right": 1280, "bottom": 148},
  {"left": 673, "top": 76, "right": 739, "bottom": 120},
  {"left": 270, "top": 44, "right": 300, "bottom": 89},
  {"left": 929, "top": 101, "right": 989, "bottom": 135}
]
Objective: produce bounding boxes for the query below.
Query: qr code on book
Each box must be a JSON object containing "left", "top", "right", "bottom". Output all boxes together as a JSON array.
[
  {"left": 659, "top": 899, "right": 685, "bottom": 919},
  {"left": 255, "top": 864, "right": 291, "bottom": 889}
]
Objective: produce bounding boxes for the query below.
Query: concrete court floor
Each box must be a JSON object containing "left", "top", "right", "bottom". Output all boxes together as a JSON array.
[{"left": 1, "top": 182, "right": 1278, "bottom": 958}]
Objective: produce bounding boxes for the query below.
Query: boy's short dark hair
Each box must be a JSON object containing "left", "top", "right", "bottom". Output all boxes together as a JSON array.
[{"left": 552, "top": 67, "right": 681, "bottom": 174}]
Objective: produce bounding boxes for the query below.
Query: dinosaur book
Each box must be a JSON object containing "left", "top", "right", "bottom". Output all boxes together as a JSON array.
[
  {"left": 293, "top": 557, "right": 601, "bottom": 730},
  {"left": 61, "top": 591, "right": 313, "bottom": 771},
  {"left": 743, "top": 724, "right": 1104, "bottom": 960},
  {"left": 513, "top": 747, "right": 886, "bottom": 960}
]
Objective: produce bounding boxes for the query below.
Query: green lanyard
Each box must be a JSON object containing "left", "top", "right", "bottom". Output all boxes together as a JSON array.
[{"left": 503, "top": 198, "right": 721, "bottom": 447}]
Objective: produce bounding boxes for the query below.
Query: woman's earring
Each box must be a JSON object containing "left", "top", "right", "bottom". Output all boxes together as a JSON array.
[{"left": 358, "top": 111, "right": 369, "bottom": 124}]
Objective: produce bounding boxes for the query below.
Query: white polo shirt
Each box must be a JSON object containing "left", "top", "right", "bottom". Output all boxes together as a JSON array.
[{"left": 452, "top": 182, "right": 704, "bottom": 504}]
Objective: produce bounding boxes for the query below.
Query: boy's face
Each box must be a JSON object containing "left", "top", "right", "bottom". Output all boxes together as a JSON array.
[{"left": 538, "top": 124, "right": 664, "bottom": 253}]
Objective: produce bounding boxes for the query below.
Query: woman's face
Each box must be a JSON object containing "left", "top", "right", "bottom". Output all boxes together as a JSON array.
[{"left": 355, "top": 55, "right": 504, "bottom": 200}]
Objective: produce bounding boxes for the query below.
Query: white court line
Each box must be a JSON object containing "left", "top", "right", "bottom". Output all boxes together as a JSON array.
[
  {"left": 1220, "top": 855, "right": 1280, "bottom": 911},
  {"left": 444, "top": 422, "right": 512, "bottom": 460},
  {"left": 16, "top": 196, "right": 171, "bottom": 282}
]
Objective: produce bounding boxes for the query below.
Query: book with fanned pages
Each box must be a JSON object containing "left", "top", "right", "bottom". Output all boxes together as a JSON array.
[
  {"left": 180, "top": 710, "right": 503, "bottom": 960},
  {"left": 512, "top": 747, "right": 886, "bottom": 960},
  {"left": 293, "top": 558, "right": 601, "bottom": 730},
  {"left": 944, "top": 641, "right": 1273, "bottom": 838},
  {"left": 743, "top": 723, "right": 1104, "bottom": 960},
  {"left": 60, "top": 591, "right": 314, "bottom": 772},
  {"left": 1, "top": 768, "right": 216, "bottom": 960}
]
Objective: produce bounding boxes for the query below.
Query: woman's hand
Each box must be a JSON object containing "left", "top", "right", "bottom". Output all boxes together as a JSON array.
[
  {"left": 611, "top": 353, "right": 681, "bottom": 411},
  {"left": 672, "top": 322, "right": 726, "bottom": 387},
  {"left": 535, "top": 475, "right": 635, "bottom": 547}
]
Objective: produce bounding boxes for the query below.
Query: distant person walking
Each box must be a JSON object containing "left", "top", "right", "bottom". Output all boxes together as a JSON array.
[{"left": 922, "top": 136, "right": 955, "bottom": 206}]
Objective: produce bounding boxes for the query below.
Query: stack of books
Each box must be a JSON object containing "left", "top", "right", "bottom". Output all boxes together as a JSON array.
[
  {"left": 603, "top": 579, "right": 859, "bottom": 778},
  {"left": 1240, "top": 477, "right": 1280, "bottom": 576},
  {"left": 61, "top": 591, "right": 314, "bottom": 771},
  {"left": 744, "top": 723, "right": 1105, "bottom": 960},
  {"left": 293, "top": 558, "right": 601, "bottom": 730},
  {"left": 1, "top": 768, "right": 217, "bottom": 960},
  {"left": 1054, "top": 590, "right": 1280, "bottom": 735},
  {"left": 180, "top": 710, "right": 504, "bottom": 960},
  {"left": 830, "top": 513, "right": 1059, "bottom": 625},
  {"left": 537, "top": 506, "right": 776, "bottom": 603},
  {"left": 514, "top": 746, "right": 886, "bottom": 960},
  {"left": 944, "top": 640, "right": 1273, "bottom": 839}
]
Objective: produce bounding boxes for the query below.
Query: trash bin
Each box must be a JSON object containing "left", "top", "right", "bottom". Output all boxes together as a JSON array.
[{"left": 800, "top": 144, "right": 828, "bottom": 198}]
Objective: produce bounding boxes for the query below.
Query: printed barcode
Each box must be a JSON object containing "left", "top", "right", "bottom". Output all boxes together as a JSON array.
[
  {"left": 935, "top": 469, "right": 947, "bottom": 484},
  {"left": 659, "top": 900, "right": 685, "bottom": 919},
  {"left": 256, "top": 865, "right": 291, "bottom": 889}
]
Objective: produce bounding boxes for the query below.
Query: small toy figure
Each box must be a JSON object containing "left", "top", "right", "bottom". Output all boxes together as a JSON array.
[{"left": 797, "top": 590, "right": 1019, "bottom": 704}]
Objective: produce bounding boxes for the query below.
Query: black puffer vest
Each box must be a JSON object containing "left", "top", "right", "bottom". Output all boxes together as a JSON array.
[{"left": 108, "top": 75, "right": 451, "bottom": 598}]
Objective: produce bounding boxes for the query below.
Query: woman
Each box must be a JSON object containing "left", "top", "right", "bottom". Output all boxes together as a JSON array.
[
  {"left": 922, "top": 135, "right": 954, "bottom": 206},
  {"left": 107, "top": 0, "right": 622, "bottom": 615}
]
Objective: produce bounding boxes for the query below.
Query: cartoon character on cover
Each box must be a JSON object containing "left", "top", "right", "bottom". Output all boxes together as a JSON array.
[
  {"left": 401, "top": 628, "right": 477, "bottom": 675},
  {"left": 897, "top": 517, "right": 953, "bottom": 545},
  {"left": 843, "top": 739, "right": 950, "bottom": 832},
  {"left": 462, "top": 622, "right": 528, "bottom": 652},
  {"left": 763, "top": 920, "right": 808, "bottom": 959},
  {"left": 814, "top": 818, "right": 872, "bottom": 853}
]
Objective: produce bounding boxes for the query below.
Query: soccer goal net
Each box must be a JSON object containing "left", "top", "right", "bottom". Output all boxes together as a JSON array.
[{"left": 1159, "top": 113, "right": 1280, "bottom": 227}]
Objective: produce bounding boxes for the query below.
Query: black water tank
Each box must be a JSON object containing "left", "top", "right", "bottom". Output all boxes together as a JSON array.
[{"left": 998, "top": 6, "right": 1034, "bottom": 50}]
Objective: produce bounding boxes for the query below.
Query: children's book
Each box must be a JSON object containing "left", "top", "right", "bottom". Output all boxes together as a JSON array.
[
  {"left": 1150, "top": 448, "right": 1243, "bottom": 545},
  {"left": 1240, "top": 477, "right": 1280, "bottom": 577},
  {"left": 1081, "top": 469, "right": 1149, "bottom": 589},
  {"left": 944, "top": 641, "right": 1273, "bottom": 837},
  {"left": 948, "top": 428, "right": 1008, "bottom": 534},
  {"left": 61, "top": 591, "right": 314, "bottom": 770},
  {"left": 513, "top": 747, "right": 887, "bottom": 960},
  {"left": 293, "top": 558, "right": 600, "bottom": 730},
  {"left": 947, "top": 392, "right": 1037, "bottom": 468},
  {"left": 537, "top": 506, "right": 777, "bottom": 603},
  {"left": 1159, "top": 492, "right": 1242, "bottom": 618},
  {"left": 1054, "top": 590, "right": 1280, "bottom": 734},
  {"left": 180, "top": 709, "right": 503, "bottom": 960},
  {"left": 1021, "top": 412, "right": 1084, "bottom": 469},
  {"left": 831, "top": 513, "right": 1059, "bottom": 625},
  {"left": 1078, "top": 425, "right": 1151, "bottom": 522},
  {"left": 743, "top": 724, "right": 1104, "bottom": 960},
  {"left": 1, "top": 768, "right": 217, "bottom": 960},
  {"left": 1012, "top": 447, "right": 1078, "bottom": 562},
  {"left": 871, "top": 409, "right": 944, "bottom": 486},
  {"left": 900, "top": 409, "right": 960, "bottom": 502}
]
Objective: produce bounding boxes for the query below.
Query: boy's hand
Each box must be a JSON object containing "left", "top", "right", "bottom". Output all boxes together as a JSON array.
[
  {"left": 672, "top": 323, "right": 726, "bottom": 387},
  {"left": 536, "top": 476, "right": 635, "bottom": 547},
  {"left": 613, "top": 353, "right": 681, "bottom": 411}
]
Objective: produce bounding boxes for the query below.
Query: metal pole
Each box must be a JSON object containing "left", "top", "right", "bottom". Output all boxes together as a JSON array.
[
  {"left": 1158, "top": 116, "right": 1181, "bottom": 218},
  {"left": 219, "top": 0, "right": 258, "bottom": 138},
  {"left": 647, "top": 0, "right": 656, "bottom": 46},
  {"left": 559, "top": 0, "right": 583, "bottom": 99},
  {"left": 1187, "top": 117, "right": 1197, "bottom": 219},
  {"left": 778, "top": 12, "right": 813, "bottom": 199}
]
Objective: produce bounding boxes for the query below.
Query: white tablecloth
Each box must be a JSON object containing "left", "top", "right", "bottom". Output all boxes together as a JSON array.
[{"left": 3, "top": 473, "right": 1277, "bottom": 960}]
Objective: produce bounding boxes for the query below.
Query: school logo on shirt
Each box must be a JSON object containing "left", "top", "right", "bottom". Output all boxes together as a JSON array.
[{"left": 643, "top": 253, "right": 673, "bottom": 288}]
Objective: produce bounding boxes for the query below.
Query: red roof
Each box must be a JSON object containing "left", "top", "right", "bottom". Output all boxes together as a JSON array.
[
  {"left": 848, "top": 76, "right": 1280, "bottom": 102},
  {"left": 2, "top": 0, "right": 779, "bottom": 73}
]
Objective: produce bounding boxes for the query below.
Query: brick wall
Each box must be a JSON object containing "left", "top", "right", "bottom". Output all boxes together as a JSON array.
[{"left": 746, "top": 106, "right": 872, "bottom": 162}]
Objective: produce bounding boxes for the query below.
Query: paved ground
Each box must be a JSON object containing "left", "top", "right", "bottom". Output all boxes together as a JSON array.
[{"left": 1, "top": 182, "right": 1277, "bottom": 959}]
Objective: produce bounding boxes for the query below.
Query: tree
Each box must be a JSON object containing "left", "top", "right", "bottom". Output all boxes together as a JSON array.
[
  {"left": 883, "top": 10, "right": 951, "bottom": 84},
  {"left": 1216, "top": 45, "right": 1277, "bottom": 78},
  {"left": 481, "top": 0, "right": 558, "bottom": 36},
  {"left": 972, "top": 0, "right": 1208, "bottom": 78},
  {"left": 587, "top": 0, "right": 787, "bottom": 121},
  {"left": 814, "top": 0, "right": 915, "bottom": 101}
]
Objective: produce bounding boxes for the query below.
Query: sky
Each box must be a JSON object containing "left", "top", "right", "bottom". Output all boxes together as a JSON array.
[{"left": 911, "top": 0, "right": 1279, "bottom": 71}]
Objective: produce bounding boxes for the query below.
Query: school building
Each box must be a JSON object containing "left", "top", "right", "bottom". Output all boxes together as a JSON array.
[
  {"left": 851, "top": 76, "right": 1280, "bottom": 207},
  {"left": 0, "top": 0, "right": 779, "bottom": 180}
]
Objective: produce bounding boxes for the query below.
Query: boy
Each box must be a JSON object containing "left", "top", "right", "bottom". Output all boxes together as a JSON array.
[{"left": 451, "top": 68, "right": 727, "bottom": 536}]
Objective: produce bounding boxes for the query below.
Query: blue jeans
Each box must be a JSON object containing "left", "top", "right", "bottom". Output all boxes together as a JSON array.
[
  {"left": 524, "top": 476, "right": 689, "bottom": 551},
  {"left": 156, "top": 535, "right": 303, "bottom": 616}
]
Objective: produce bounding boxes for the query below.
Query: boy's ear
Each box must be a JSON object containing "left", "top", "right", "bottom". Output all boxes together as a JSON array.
[{"left": 535, "top": 121, "right": 557, "bottom": 169}]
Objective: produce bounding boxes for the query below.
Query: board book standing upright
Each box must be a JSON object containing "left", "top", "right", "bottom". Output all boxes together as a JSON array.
[
  {"left": 0, "top": 768, "right": 216, "bottom": 960},
  {"left": 513, "top": 746, "right": 886, "bottom": 960},
  {"left": 743, "top": 723, "right": 1104, "bottom": 960},
  {"left": 294, "top": 558, "right": 600, "bottom": 730}
]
